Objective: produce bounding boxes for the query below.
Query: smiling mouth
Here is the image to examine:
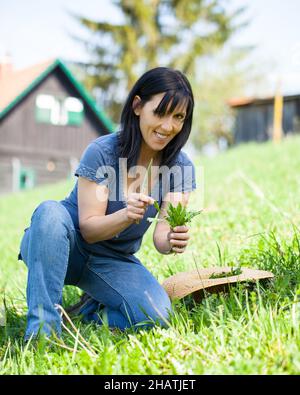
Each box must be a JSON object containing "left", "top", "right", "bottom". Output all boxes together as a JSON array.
[{"left": 154, "top": 131, "right": 170, "bottom": 140}]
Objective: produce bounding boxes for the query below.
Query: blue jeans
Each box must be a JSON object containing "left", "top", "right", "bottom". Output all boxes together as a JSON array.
[{"left": 18, "top": 200, "right": 172, "bottom": 340}]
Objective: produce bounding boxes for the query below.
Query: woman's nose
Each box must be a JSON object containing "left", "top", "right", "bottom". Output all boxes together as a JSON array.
[{"left": 160, "top": 116, "right": 173, "bottom": 132}]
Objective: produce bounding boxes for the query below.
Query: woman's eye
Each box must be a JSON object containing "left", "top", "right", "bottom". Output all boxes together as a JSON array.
[{"left": 175, "top": 114, "right": 185, "bottom": 121}]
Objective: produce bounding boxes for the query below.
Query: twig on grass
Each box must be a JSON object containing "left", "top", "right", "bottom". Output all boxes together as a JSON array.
[{"left": 55, "top": 304, "right": 97, "bottom": 358}]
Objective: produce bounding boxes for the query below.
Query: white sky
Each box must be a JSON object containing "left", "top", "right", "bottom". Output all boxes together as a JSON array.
[{"left": 1, "top": 0, "right": 300, "bottom": 96}]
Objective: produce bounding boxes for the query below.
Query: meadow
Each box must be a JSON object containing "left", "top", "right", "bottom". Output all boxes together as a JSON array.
[{"left": 0, "top": 136, "right": 300, "bottom": 374}]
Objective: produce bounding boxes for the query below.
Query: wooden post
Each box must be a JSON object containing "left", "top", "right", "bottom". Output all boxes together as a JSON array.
[
  {"left": 273, "top": 80, "right": 283, "bottom": 143},
  {"left": 12, "top": 157, "right": 21, "bottom": 192}
]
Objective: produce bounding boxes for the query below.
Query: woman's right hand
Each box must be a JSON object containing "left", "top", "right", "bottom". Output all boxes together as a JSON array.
[{"left": 124, "top": 193, "right": 155, "bottom": 223}]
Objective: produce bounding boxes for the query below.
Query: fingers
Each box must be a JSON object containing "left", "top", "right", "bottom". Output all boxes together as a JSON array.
[
  {"left": 138, "top": 193, "right": 155, "bottom": 205},
  {"left": 129, "top": 193, "right": 155, "bottom": 206},
  {"left": 127, "top": 197, "right": 145, "bottom": 208},
  {"left": 126, "top": 193, "right": 155, "bottom": 223},
  {"left": 169, "top": 241, "right": 187, "bottom": 253},
  {"left": 169, "top": 239, "right": 188, "bottom": 255},
  {"left": 168, "top": 227, "right": 190, "bottom": 253},
  {"left": 130, "top": 201, "right": 145, "bottom": 209},
  {"left": 169, "top": 239, "right": 189, "bottom": 247},
  {"left": 128, "top": 206, "right": 146, "bottom": 215},
  {"left": 126, "top": 196, "right": 146, "bottom": 210},
  {"left": 126, "top": 204, "right": 146, "bottom": 222},
  {"left": 171, "top": 226, "right": 189, "bottom": 233},
  {"left": 127, "top": 211, "right": 144, "bottom": 222},
  {"left": 168, "top": 232, "right": 190, "bottom": 241},
  {"left": 170, "top": 246, "right": 186, "bottom": 254},
  {"left": 168, "top": 235, "right": 188, "bottom": 253}
]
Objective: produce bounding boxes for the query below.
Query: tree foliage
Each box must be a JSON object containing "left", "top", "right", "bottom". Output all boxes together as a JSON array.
[
  {"left": 191, "top": 46, "right": 262, "bottom": 148},
  {"left": 73, "top": 0, "right": 246, "bottom": 124}
]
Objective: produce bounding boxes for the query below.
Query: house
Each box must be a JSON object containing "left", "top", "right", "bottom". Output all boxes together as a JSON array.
[
  {"left": 0, "top": 56, "right": 115, "bottom": 194},
  {"left": 229, "top": 94, "right": 300, "bottom": 143}
]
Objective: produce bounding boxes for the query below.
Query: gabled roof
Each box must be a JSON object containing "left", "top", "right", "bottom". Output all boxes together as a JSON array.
[{"left": 0, "top": 58, "right": 115, "bottom": 131}]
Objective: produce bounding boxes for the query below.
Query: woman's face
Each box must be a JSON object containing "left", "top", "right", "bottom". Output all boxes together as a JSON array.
[{"left": 133, "top": 92, "right": 187, "bottom": 153}]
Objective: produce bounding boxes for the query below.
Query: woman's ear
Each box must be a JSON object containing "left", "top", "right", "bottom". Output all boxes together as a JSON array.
[{"left": 132, "top": 95, "right": 142, "bottom": 115}]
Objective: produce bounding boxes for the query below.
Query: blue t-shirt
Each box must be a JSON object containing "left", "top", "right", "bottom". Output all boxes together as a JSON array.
[{"left": 60, "top": 132, "right": 196, "bottom": 256}]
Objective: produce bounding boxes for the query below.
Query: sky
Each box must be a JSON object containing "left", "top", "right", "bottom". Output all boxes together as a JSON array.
[{"left": 1, "top": 0, "right": 300, "bottom": 96}]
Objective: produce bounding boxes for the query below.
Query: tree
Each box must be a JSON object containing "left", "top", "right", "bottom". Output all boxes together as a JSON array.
[{"left": 72, "top": 0, "right": 246, "bottom": 122}]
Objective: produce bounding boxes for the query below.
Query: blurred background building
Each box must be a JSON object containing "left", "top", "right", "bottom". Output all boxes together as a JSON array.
[
  {"left": 229, "top": 94, "right": 300, "bottom": 143},
  {"left": 0, "top": 56, "right": 113, "bottom": 194},
  {"left": 1, "top": 0, "right": 300, "bottom": 190}
]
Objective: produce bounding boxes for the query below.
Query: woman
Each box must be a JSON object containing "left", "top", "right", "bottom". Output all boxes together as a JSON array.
[{"left": 18, "top": 67, "right": 196, "bottom": 340}]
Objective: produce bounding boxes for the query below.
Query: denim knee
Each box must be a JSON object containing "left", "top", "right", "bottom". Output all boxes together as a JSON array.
[
  {"left": 124, "top": 289, "right": 173, "bottom": 330},
  {"left": 31, "top": 200, "right": 74, "bottom": 237}
]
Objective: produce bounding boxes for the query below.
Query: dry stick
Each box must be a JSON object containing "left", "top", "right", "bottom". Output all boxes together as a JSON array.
[
  {"left": 60, "top": 320, "right": 96, "bottom": 358},
  {"left": 72, "top": 328, "right": 80, "bottom": 362},
  {"left": 57, "top": 304, "right": 97, "bottom": 354},
  {"left": 46, "top": 338, "right": 77, "bottom": 353},
  {"left": 135, "top": 157, "right": 153, "bottom": 225},
  {"left": 47, "top": 326, "right": 79, "bottom": 352},
  {"left": 55, "top": 304, "right": 97, "bottom": 357}
]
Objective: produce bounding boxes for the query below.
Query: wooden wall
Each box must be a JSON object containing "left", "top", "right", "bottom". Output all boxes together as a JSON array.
[
  {"left": 0, "top": 67, "right": 110, "bottom": 194},
  {"left": 233, "top": 97, "right": 300, "bottom": 144}
]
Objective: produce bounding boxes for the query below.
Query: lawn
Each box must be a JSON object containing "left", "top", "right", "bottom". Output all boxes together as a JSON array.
[{"left": 0, "top": 136, "right": 300, "bottom": 374}]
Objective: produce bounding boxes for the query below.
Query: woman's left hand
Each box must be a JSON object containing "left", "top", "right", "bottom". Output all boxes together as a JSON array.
[{"left": 168, "top": 225, "right": 190, "bottom": 254}]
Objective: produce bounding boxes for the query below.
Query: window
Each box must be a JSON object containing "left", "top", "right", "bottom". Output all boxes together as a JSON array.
[{"left": 35, "top": 94, "right": 84, "bottom": 126}]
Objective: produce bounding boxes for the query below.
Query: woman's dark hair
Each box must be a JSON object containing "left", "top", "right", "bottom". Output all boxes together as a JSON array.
[{"left": 118, "top": 67, "right": 194, "bottom": 169}]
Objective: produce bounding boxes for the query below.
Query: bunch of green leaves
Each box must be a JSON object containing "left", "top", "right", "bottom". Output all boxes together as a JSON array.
[
  {"left": 149, "top": 200, "right": 202, "bottom": 228},
  {"left": 209, "top": 267, "right": 243, "bottom": 279}
]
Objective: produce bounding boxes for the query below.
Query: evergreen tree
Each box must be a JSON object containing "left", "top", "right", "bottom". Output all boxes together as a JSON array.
[{"left": 72, "top": 0, "right": 246, "bottom": 125}]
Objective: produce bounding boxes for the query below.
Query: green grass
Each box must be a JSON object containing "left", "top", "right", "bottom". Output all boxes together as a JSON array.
[{"left": 1, "top": 136, "right": 300, "bottom": 374}]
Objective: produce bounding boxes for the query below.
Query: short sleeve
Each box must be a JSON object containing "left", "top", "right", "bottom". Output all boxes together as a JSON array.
[
  {"left": 169, "top": 152, "right": 196, "bottom": 193},
  {"left": 75, "top": 142, "right": 114, "bottom": 186}
]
